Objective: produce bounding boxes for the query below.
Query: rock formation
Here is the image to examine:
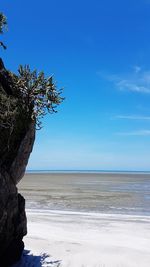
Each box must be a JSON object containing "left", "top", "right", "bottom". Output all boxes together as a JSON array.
[{"left": 0, "top": 58, "right": 35, "bottom": 266}]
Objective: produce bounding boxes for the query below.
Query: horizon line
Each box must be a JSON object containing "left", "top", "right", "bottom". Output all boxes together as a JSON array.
[{"left": 26, "top": 169, "right": 150, "bottom": 173}]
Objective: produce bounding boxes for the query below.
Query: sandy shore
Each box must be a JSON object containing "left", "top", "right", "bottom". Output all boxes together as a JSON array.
[
  {"left": 15, "top": 209, "right": 150, "bottom": 267},
  {"left": 15, "top": 173, "right": 150, "bottom": 266},
  {"left": 18, "top": 173, "right": 150, "bottom": 215}
]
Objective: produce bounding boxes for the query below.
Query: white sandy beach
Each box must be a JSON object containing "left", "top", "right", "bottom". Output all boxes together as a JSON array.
[
  {"left": 14, "top": 209, "right": 150, "bottom": 267},
  {"left": 15, "top": 173, "right": 150, "bottom": 267}
]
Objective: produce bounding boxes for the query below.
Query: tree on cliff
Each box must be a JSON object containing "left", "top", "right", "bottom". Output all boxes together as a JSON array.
[
  {"left": 0, "top": 9, "right": 64, "bottom": 176},
  {"left": 0, "top": 11, "right": 64, "bottom": 266},
  {"left": 0, "top": 12, "right": 7, "bottom": 49},
  {"left": 16, "top": 65, "right": 64, "bottom": 129},
  {"left": 0, "top": 11, "right": 64, "bottom": 130}
]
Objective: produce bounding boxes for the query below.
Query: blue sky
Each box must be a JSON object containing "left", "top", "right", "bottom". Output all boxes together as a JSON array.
[{"left": 1, "top": 0, "right": 150, "bottom": 171}]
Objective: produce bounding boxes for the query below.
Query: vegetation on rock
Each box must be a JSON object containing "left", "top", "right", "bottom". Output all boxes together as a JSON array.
[
  {"left": 0, "top": 11, "right": 64, "bottom": 130},
  {"left": 0, "top": 12, "right": 7, "bottom": 33},
  {"left": 0, "top": 10, "right": 64, "bottom": 266},
  {"left": 16, "top": 65, "right": 64, "bottom": 129},
  {"left": 0, "top": 12, "right": 7, "bottom": 49}
]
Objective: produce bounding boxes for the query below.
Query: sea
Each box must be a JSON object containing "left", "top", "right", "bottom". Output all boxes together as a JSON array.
[{"left": 18, "top": 170, "right": 150, "bottom": 216}]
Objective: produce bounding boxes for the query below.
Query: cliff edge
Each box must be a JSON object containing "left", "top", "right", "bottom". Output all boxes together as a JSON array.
[{"left": 0, "top": 58, "right": 35, "bottom": 266}]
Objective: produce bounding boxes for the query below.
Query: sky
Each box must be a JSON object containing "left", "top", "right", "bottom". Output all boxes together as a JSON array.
[{"left": 1, "top": 0, "right": 150, "bottom": 171}]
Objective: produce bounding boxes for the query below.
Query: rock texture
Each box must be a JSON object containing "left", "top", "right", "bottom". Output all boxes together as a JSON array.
[{"left": 0, "top": 58, "right": 35, "bottom": 266}]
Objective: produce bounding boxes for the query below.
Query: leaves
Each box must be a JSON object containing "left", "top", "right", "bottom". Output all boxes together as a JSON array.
[
  {"left": 0, "top": 12, "right": 7, "bottom": 49},
  {"left": 0, "top": 12, "right": 64, "bottom": 129},
  {"left": 0, "top": 12, "right": 7, "bottom": 34},
  {"left": 17, "top": 65, "right": 64, "bottom": 129}
]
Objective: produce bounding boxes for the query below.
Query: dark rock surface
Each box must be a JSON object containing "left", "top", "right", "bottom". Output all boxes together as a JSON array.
[{"left": 0, "top": 58, "right": 35, "bottom": 266}]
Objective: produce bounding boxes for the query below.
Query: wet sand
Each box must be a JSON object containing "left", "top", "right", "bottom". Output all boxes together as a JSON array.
[{"left": 18, "top": 172, "right": 150, "bottom": 215}]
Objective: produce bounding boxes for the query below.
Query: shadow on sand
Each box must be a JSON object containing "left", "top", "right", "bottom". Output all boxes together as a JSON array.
[{"left": 12, "top": 250, "right": 61, "bottom": 267}]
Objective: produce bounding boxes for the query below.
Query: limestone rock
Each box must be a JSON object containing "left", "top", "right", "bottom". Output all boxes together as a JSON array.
[{"left": 0, "top": 58, "right": 35, "bottom": 266}]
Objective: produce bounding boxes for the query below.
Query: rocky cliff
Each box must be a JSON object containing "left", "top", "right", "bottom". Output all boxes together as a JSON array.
[{"left": 0, "top": 58, "right": 35, "bottom": 266}]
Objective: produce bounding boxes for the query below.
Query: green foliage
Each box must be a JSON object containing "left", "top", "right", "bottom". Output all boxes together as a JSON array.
[
  {"left": 11, "top": 65, "right": 64, "bottom": 129},
  {"left": 0, "top": 12, "right": 64, "bottom": 130},
  {"left": 0, "top": 12, "right": 7, "bottom": 33},
  {"left": 0, "top": 93, "right": 17, "bottom": 129},
  {"left": 0, "top": 12, "right": 7, "bottom": 49}
]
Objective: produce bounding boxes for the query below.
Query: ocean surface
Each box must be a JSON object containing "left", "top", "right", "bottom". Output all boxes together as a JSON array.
[{"left": 18, "top": 172, "right": 150, "bottom": 215}]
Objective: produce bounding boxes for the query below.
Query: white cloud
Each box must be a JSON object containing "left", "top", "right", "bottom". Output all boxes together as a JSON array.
[
  {"left": 114, "top": 115, "right": 150, "bottom": 120},
  {"left": 133, "top": 65, "right": 141, "bottom": 74},
  {"left": 116, "top": 130, "right": 150, "bottom": 136},
  {"left": 98, "top": 66, "right": 150, "bottom": 94},
  {"left": 142, "top": 71, "right": 150, "bottom": 83},
  {"left": 116, "top": 80, "right": 150, "bottom": 93}
]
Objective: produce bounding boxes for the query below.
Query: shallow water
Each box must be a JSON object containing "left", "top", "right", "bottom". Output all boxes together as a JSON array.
[{"left": 18, "top": 172, "right": 150, "bottom": 215}]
